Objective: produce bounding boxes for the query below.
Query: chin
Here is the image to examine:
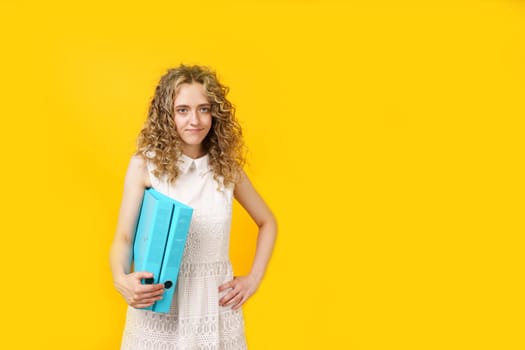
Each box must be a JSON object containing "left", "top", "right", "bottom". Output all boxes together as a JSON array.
[{"left": 183, "top": 139, "right": 206, "bottom": 146}]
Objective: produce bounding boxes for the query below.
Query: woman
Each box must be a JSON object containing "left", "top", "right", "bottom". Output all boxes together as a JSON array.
[{"left": 110, "top": 65, "right": 277, "bottom": 349}]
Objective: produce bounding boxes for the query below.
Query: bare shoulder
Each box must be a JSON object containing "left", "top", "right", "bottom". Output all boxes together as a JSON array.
[
  {"left": 125, "top": 154, "right": 151, "bottom": 189},
  {"left": 129, "top": 153, "right": 147, "bottom": 168},
  {"left": 233, "top": 169, "right": 251, "bottom": 195}
]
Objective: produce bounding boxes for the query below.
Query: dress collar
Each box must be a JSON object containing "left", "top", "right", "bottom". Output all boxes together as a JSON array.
[{"left": 178, "top": 153, "right": 210, "bottom": 176}]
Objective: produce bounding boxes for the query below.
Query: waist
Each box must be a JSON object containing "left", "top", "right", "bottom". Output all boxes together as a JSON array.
[{"left": 178, "top": 260, "right": 232, "bottom": 278}]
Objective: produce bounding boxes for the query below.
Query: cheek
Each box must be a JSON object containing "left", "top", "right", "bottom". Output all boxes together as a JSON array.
[
  {"left": 204, "top": 116, "right": 213, "bottom": 131},
  {"left": 174, "top": 116, "right": 185, "bottom": 132}
]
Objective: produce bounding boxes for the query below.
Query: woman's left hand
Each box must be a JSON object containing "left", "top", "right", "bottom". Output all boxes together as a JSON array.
[{"left": 218, "top": 275, "right": 259, "bottom": 310}]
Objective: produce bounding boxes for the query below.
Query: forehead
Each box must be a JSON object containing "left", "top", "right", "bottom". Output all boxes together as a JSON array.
[{"left": 174, "top": 82, "right": 209, "bottom": 104}]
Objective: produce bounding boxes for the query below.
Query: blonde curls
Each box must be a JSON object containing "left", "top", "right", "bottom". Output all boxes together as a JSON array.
[{"left": 136, "top": 65, "right": 245, "bottom": 187}]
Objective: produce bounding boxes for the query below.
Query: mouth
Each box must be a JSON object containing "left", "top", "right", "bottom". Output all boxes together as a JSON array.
[{"left": 186, "top": 128, "right": 204, "bottom": 132}]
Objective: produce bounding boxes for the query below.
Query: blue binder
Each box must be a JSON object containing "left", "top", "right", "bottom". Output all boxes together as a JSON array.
[{"left": 132, "top": 188, "right": 193, "bottom": 313}]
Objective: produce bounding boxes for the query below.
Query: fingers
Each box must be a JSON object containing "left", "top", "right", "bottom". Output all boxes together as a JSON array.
[
  {"left": 218, "top": 276, "right": 257, "bottom": 310},
  {"left": 133, "top": 271, "right": 154, "bottom": 280},
  {"left": 117, "top": 272, "right": 167, "bottom": 308},
  {"left": 132, "top": 295, "right": 162, "bottom": 308},
  {"left": 132, "top": 297, "right": 160, "bottom": 309},
  {"left": 219, "top": 281, "right": 244, "bottom": 307},
  {"left": 127, "top": 273, "right": 165, "bottom": 307},
  {"left": 220, "top": 288, "right": 248, "bottom": 310},
  {"left": 133, "top": 303, "right": 153, "bottom": 309},
  {"left": 132, "top": 271, "right": 162, "bottom": 286},
  {"left": 224, "top": 292, "right": 242, "bottom": 307},
  {"left": 140, "top": 288, "right": 164, "bottom": 299},
  {"left": 232, "top": 295, "right": 247, "bottom": 310},
  {"left": 218, "top": 278, "right": 237, "bottom": 305},
  {"left": 219, "top": 289, "right": 239, "bottom": 307},
  {"left": 131, "top": 272, "right": 165, "bottom": 292},
  {"left": 137, "top": 282, "right": 165, "bottom": 293},
  {"left": 133, "top": 283, "right": 164, "bottom": 301},
  {"left": 129, "top": 289, "right": 163, "bottom": 307},
  {"left": 218, "top": 280, "right": 234, "bottom": 292}
]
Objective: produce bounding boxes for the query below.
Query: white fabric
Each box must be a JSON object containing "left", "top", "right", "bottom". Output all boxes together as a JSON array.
[{"left": 120, "top": 153, "right": 247, "bottom": 350}]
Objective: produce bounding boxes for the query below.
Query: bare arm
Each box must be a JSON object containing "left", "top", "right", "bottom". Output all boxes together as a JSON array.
[
  {"left": 219, "top": 170, "right": 277, "bottom": 310},
  {"left": 109, "top": 155, "right": 164, "bottom": 308}
]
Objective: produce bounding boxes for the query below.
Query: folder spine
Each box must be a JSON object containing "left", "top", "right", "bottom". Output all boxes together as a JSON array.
[{"left": 153, "top": 205, "right": 193, "bottom": 313}]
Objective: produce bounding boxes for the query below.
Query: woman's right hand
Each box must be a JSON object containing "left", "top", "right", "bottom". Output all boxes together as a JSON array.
[{"left": 114, "top": 271, "right": 165, "bottom": 308}]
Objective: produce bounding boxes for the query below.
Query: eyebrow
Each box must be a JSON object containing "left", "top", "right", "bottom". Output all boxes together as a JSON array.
[{"left": 174, "top": 103, "right": 211, "bottom": 108}]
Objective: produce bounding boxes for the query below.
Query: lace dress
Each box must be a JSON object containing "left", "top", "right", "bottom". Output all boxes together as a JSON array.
[{"left": 120, "top": 153, "right": 247, "bottom": 350}]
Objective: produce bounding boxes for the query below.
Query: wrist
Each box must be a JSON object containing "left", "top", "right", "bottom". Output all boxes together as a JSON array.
[
  {"left": 248, "top": 271, "right": 263, "bottom": 285},
  {"left": 113, "top": 272, "right": 128, "bottom": 287}
]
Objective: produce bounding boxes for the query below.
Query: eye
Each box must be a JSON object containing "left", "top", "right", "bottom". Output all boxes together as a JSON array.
[
  {"left": 176, "top": 107, "right": 188, "bottom": 114},
  {"left": 200, "top": 106, "right": 211, "bottom": 113}
]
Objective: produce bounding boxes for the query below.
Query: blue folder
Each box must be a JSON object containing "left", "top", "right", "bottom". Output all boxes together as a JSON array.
[{"left": 132, "top": 188, "right": 193, "bottom": 313}]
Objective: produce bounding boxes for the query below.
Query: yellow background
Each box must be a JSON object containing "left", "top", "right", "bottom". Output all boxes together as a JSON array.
[{"left": 1, "top": 0, "right": 523, "bottom": 349}]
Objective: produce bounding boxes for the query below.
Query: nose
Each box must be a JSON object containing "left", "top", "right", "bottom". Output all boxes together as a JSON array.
[{"left": 189, "top": 109, "right": 200, "bottom": 125}]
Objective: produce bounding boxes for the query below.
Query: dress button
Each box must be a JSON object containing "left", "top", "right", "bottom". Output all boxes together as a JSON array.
[{"left": 189, "top": 162, "right": 196, "bottom": 171}]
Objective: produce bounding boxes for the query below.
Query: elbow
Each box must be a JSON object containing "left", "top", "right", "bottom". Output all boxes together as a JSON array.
[
  {"left": 259, "top": 213, "right": 278, "bottom": 236},
  {"left": 111, "top": 231, "right": 134, "bottom": 251}
]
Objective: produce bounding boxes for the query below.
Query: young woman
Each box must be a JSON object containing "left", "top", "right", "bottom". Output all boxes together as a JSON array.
[{"left": 110, "top": 64, "right": 277, "bottom": 349}]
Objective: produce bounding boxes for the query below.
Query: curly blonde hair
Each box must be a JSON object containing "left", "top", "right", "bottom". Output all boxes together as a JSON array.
[{"left": 136, "top": 65, "right": 245, "bottom": 187}]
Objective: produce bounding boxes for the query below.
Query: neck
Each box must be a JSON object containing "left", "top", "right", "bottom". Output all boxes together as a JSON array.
[{"left": 182, "top": 145, "right": 206, "bottom": 159}]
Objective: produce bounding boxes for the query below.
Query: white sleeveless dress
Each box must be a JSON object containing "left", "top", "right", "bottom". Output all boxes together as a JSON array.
[{"left": 120, "top": 153, "right": 247, "bottom": 350}]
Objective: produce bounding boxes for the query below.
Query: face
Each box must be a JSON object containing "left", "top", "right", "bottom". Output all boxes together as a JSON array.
[{"left": 173, "top": 82, "right": 212, "bottom": 155}]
